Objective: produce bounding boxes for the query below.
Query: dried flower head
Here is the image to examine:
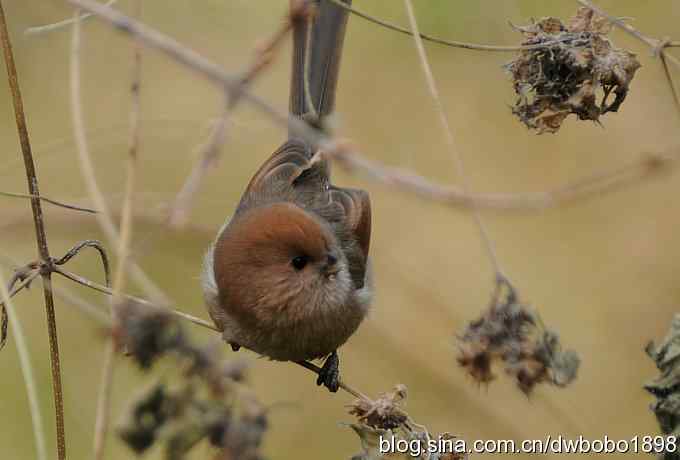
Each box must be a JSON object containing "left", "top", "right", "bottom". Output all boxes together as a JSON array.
[
  {"left": 645, "top": 314, "right": 680, "bottom": 451},
  {"left": 349, "top": 385, "right": 409, "bottom": 430},
  {"left": 114, "top": 300, "right": 265, "bottom": 459},
  {"left": 457, "top": 283, "right": 580, "bottom": 394},
  {"left": 348, "top": 385, "right": 466, "bottom": 460},
  {"left": 116, "top": 300, "right": 184, "bottom": 369},
  {"left": 507, "top": 6, "right": 640, "bottom": 133}
]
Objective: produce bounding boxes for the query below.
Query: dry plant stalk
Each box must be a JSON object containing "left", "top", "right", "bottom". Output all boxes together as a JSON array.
[
  {"left": 167, "top": 0, "right": 305, "bottom": 228},
  {"left": 69, "top": 0, "right": 680, "bottom": 222},
  {"left": 0, "top": 3, "right": 66, "bottom": 457},
  {"left": 507, "top": 6, "right": 641, "bottom": 133}
]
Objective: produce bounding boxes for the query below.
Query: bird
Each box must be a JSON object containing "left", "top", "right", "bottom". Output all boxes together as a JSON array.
[{"left": 202, "top": 0, "right": 371, "bottom": 392}]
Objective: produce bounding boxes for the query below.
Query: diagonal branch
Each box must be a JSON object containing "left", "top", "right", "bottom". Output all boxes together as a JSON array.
[
  {"left": 65, "top": 0, "right": 678, "bottom": 221},
  {"left": 1, "top": 190, "right": 97, "bottom": 213},
  {"left": 402, "top": 0, "right": 505, "bottom": 280},
  {"left": 328, "top": 0, "right": 582, "bottom": 52}
]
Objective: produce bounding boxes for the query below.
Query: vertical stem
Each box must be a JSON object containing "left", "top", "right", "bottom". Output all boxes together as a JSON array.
[
  {"left": 0, "top": 2, "right": 66, "bottom": 459},
  {"left": 93, "top": 1, "right": 142, "bottom": 457},
  {"left": 401, "top": 0, "right": 506, "bottom": 281}
]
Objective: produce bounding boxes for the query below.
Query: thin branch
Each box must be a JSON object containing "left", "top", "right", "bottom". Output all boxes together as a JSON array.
[
  {"left": 92, "top": 340, "right": 115, "bottom": 460},
  {"left": 167, "top": 3, "right": 296, "bottom": 228},
  {"left": 0, "top": 270, "right": 48, "bottom": 460},
  {"left": 53, "top": 239, "right": 110, "bottom": 287},
  {"left": 94, "top": 2, "right": 143, "bottom": 456},
  {"left": 24, "top": 0, "right": 117, "bottom": 36},
  {"left": 334, "top": 143, "right": 676, "bottom": 210},
  {"left": 660, "top": 51, "right": 680, "bottom": 116},
  {"left": 577, "top": 0, "right": 680, "bottom": 72},
  {"left": 67, "top": 0, "right": 327, "bottom": 148},
  {"left": 51, "top": 266, "right": 371, "bottom": 401},
  {"left": 0, "top": 190, "right": 97, "bottom": 213},
  {"left": 69, "top": 4, "right": 167, "bottom": 304},
  {"left": 328, "top": 0, "right": 582, "bottom": 52},
  {"left": 1, "top": 269, "right": 40, "bottom": 308},
  {"left": 402, "top": 0, "right": 505, "bottom": 280},
  {"left": 0, "top": 3, "right": 66, "bottom": 458},
  {"left": 53, "top": 267, "right": 218, "bottom": 331},
  {"left": 167, "top": 97, "right": 229, "bottom": 228},
  {"left": 0, "top": 257, "right": 109, "bottom": 325},
  {"left": 65, "top": 0, "right": 679, "bottom": 219}
]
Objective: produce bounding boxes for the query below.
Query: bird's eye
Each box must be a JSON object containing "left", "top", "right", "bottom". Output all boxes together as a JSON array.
[{"left": 291, "top": 255, "right": 309, "bottom": 271}]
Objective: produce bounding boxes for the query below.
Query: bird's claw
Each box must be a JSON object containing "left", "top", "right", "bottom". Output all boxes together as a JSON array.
[{"left": 316, "top": 351, "right": 340, "bottom": 392}]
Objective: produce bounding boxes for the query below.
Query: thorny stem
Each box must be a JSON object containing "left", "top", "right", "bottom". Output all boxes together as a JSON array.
[
  {"left": 0, "top": 2, "right": 66, "bottom": 458},
  {"left": 402, "top": 0, "right": 507, "bottom": 283}
]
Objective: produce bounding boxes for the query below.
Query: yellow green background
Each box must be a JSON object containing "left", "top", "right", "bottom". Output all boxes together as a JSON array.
[{"left": 1, "top": 1, "right": 679, "bottom": 458}]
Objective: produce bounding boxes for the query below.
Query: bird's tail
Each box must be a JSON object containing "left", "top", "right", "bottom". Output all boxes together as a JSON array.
[{"left": 289, "top": 0, "right": 351, "bottom": 133}]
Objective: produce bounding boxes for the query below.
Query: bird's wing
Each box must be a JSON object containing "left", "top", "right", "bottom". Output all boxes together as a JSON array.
[
  {"left": 327, "top": 185, "right": 371, "bottom": 289},
  {"left": 236, "top": 139, "right": 329, "bottom": 214}
]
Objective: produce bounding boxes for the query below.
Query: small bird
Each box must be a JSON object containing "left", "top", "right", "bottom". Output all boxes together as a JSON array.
[{"left": 202, "top": 0, "right": 371, "bottom": 392}]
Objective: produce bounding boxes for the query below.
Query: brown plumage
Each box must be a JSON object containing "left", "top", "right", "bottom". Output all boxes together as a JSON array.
[{"left": 202, "top": 0, "right": 371, "bottom": 392}]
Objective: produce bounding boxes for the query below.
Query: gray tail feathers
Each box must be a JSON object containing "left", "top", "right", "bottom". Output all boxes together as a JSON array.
[{"left": 289, "top": 0, "right": 351, "bottom": 133}]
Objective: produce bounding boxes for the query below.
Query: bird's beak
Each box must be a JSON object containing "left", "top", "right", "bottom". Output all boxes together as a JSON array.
[{"left": 323, "top": 252, "right": 340, "bottom": 277}]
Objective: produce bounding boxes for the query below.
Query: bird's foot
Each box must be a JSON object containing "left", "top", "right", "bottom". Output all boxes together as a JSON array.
[
  {"left": 229, "top": 342, "right": 241, "bottom": 352},
  {"left": 316, "top": 350, "right": 340, "bottom": 392}
]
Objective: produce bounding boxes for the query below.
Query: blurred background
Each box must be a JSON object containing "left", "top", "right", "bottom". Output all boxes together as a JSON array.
[{"left": 1, "top": 0, "right": 679, "bottom": 458}]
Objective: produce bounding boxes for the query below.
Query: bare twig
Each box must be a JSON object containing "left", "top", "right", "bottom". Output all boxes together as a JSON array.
[
  {"left": 92, "top": 339, "right": 115, "bottom": 460},
  {"left": 24, "top": 0, "right": 117, "bottom": 36},
  {"left": 69, "top": 5, "right": 167, "bottom": 304},
  {"left": 0, "top": 2, "right": 66, "bottom": 457},
  {"left": 1, "top": 269, "right": 40, "bottom": 309},
  {"left": 328, "top": 0, "right": 582, "bottom": 52},
  {"left": 167, "top": 103, "right": 229, "bottom": 228},
  {"left": 52, "top": 265, "right": 371, "bottom": 401},
  {"left": 334, "top": 144, "right": 676, "bottom": 210},
  {"left": 577, "top": 1, "right": 680, "bottom": 71},
  {"left": 53, "top": 267, "right": 218, "bottom": 331},
  {"left": 660, "top": 48, "right": 680, "bottom": 117},
  {"left": 1, "top": 190, "right": 97, "bottom": 213},
  {"left": 65, "top": 0, "right": 678, "bottom": 219},
  {"left": 0, "top": 270, "right": 48, "bottom": 460},
  {"left": 402, "top": 0, "right": 505, "bottom": 280},
  {"left": 167, "top": 3, "right": 297, "bottom": 228},
  {"left": 0, "top": 255, "right": 111, "bottom": 326},
  {"left": 93, "top": 2, "right": 143, "bottom": 456},
  {"left": 53, "top": 239, "right": 110, "bottom": 286}
]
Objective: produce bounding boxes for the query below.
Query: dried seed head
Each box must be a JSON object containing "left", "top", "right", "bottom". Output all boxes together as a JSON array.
[
  {"left": 457, "top": 285, "right": 580, "bottom": 395},
  {"left": 507, "top": 7, "right": 640, "bottom": 133},
  {"left": 349, "top": 384, "right": 409, "bottom": 430},
  {"left": 116, "top": 301, "right": 184, "bottom": 369},
  {"left": 646, "top": 314, "right": 680, "bottom": 438}
]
